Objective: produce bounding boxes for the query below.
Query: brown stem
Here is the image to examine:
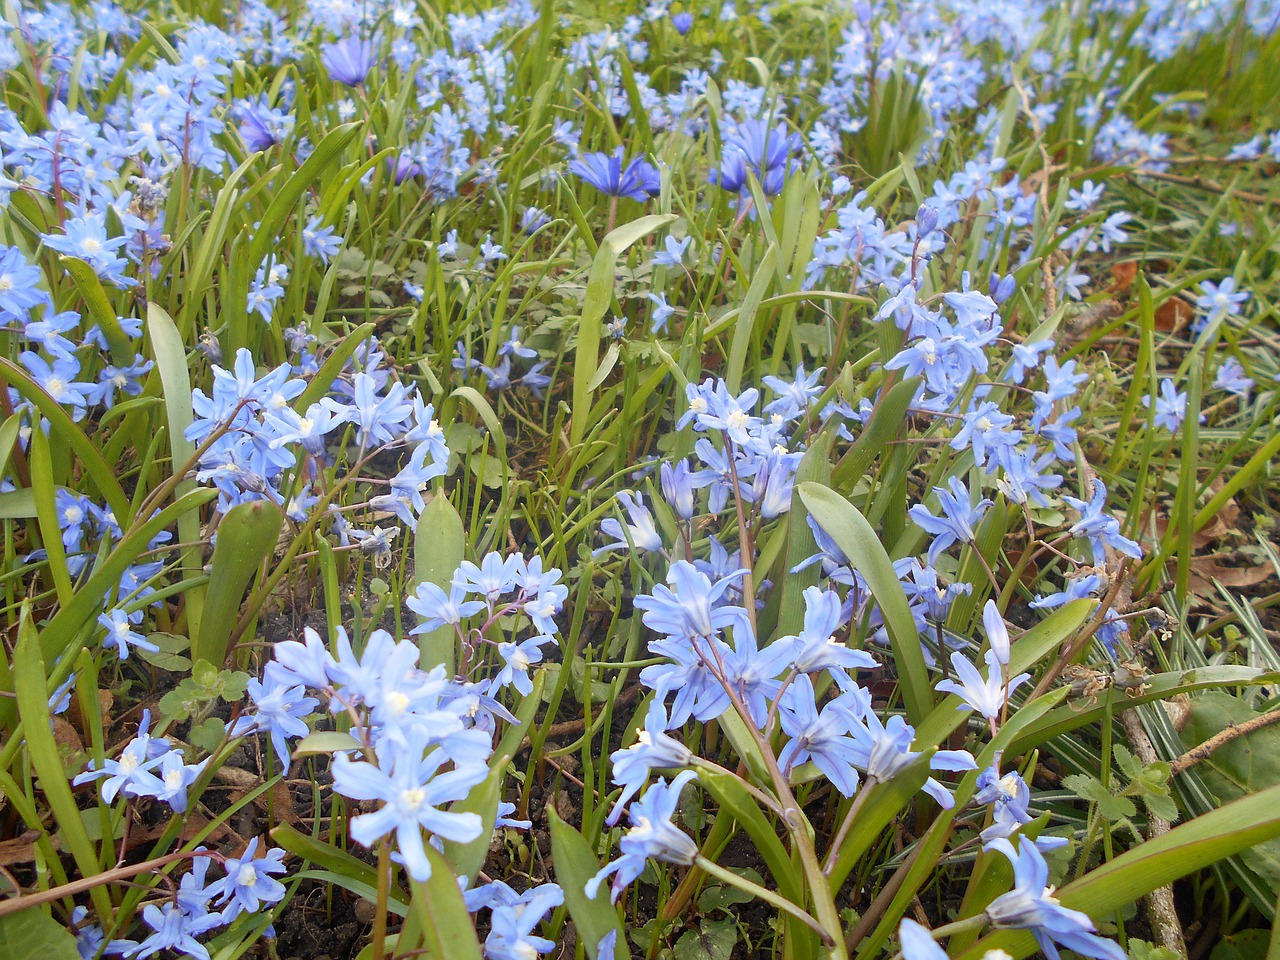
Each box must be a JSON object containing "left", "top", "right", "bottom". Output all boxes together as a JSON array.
[
  {"left": 0, "top": 850, "right": 221, "bottom": 918},
  {"left": 1170, "top": 708, "right": 1280, "bottom": 776},
  {"left": 1120, "top": 709, "right": 1187, "bottom": 958}
]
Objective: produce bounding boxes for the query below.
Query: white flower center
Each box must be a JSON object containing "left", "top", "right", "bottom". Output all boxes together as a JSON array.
[
  {"left": 237, "top": 864, "right": 258, "bottom": 887},
  {"left": 399, "top": 787, "right": 426, "bottom": 812}
]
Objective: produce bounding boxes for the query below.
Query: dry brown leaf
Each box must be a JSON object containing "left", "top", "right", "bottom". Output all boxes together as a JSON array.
[
  {"left": 1154, "top": 297, "right": 1194, "bottom": 333},
  {"left": 0, "top": 831, "right": 42, "bottom": 867},
  {"left": 1188, "top": 554, "right": 1275, "bottom": 596},
  {"left": 1109, "top": 261, "right": 1137, "bottom": 293}
]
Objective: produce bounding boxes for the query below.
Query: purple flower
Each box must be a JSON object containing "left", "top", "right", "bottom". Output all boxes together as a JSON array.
[
  {"left": 671, "top": 11, "right": 694, "bottom": 33},
  {"left": 321, "top": 36, "right": 377, "bottom": 86},
  {"left": 388, "top": 152, "right": 421, "bottom": 184},
  {"left": 569, "top": 147, "right": 660, "bottom": 201}
]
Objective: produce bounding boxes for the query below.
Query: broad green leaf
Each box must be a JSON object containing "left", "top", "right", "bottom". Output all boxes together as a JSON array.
[
  {"left": 292, "top": 321, "right": 376, "bottom": 413},
  {"left": 146, "top": 302, "right": 203, "bottom": 638},
  {"left": 1005, "top": 666, "right": 1277, "bottom": 754},
  {"left": 14, "top": 609, "right": 113, "bottom": 921},
  {"left": 548, "top": 806, "right": 629, "bottom": 960},
  {"left": 59, "top": 257, "right": 132, "bottom": 367},
  {"left": 954, "top": 785, "right": 1280, "bottom": 959},
  {"left": 831, "top": 377, "right": 922, "bottom": 493},
  {"left": 572, "top": 214, "right": 676, "bottom": 444},
  {"left": 248, "top": 122, "right": 361, "bottom": 269},
  {"left": 28, "top": 427, "right": 73, "bottom": 608},
  {"left": 290, "top": 731, "right": 364, "bottom": 757},
  {"left": 0, "top": 908, "right": 81, "bottom": 960},
  {"left": 271, "top": 823, "right": 408, "bottom": 909},
  {"left": 398, "top": 845, "right": 484, "bottom": 960},
  {"left": 697, "top": 765, "right": 801, "bottom": 903},
  {"left": 825, "top": 752, "right": 932, "bottom": 893},
  {"left": 1180, "top": 693, "right": 1280, "bottom": 888},
  {"left": 799, "top": 482, "right": 931, "bottom": 724},
  {"left": 725, "top": 244, "right": 776, "bottom": 394},
  {"left": 440, "top": 762, "right": 504, "bottom": 884},
  {"left": 194, "top": 499, "right": 282, "bottom": 667},
  {"left": 413, "top": 494, "right": 465, "bottom": 673}
]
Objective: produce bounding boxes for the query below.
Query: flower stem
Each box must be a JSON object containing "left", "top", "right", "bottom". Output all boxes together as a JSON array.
[
  {"left": 372, "top": 840, "right": 391, "bottom": 960},
  {"left": 694, "top": 855, "right": 834, "bottom": 946}
]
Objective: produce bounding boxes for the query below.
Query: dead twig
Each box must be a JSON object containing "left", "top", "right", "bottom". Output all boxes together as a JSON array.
[
  {"left": 1169, "top": 708, "right": 1280, "bottom": 776},
  {"left": 1119, "top": 709, "right": 1187, "bottom": 958}
]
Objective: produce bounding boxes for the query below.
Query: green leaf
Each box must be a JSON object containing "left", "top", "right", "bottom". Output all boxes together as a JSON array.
[
  {"left": 697, "top": 765, "right": 801, "bottom": 902},
  {"left": 954, "top": 785, "right": 1280, "bottom": 959},
  {"left": 145, "top": 302, "right": 203, "bottom": 637},
  {"left": 398, "top": 844, "right": 484, "bottom": 960},
  {"left": 725, "top": 244, "right": 776, "bottom": 394},
  {"left": 673, "top": 918, "right": 737, "bottom": 960},
  {"left": 271, "top": 823, "right": 408, "bottom": 910},
  {"left": 248, "top": 122, "right": 361, "bottom": 269},
  {"left": 194, "top": 499, "right": 282, "bottom": 667},
  {"left": 413, "top": 494, "right": 465, "bottom": 673},
  {"left": 290, "top": 732, "right": 364, "bottom": 757},
  {"left": 0, "top": 908, "right": 81, "bottom": 960},
  {"left": 831, "top": 377, "right": 922, "bottom": 493},
  {"left": 571, "top": 214, "right": 676, "bottom": 444},
  {"left": 1005, "top": 667, "right": 1278, "bottom": 755},
  {"left": 1179, "top": 692, "right": 1280, "bottom": 888},
  {"left": 825, "top": 752, "right": 933, "bottom": 893},
  {"left": 548, "top": 805, "right": 628, "bottom": 960},
  {"left": 14, "top": 609, "right": 113, "bottom": 922},
  {"left": 440, "top": 762, "right": 503, "bottom": 884},
  {"left": 28, "top": 427, "right": 73, "bottom": 609},
  {"left": 799, "top": 482, "right": 931, "bottom": 724},
  {"left": 59, "top": 256, "right": 133, "bottom": 367},
  {"left": 292, "top": 322, "right": 376, "bottom": 413}
]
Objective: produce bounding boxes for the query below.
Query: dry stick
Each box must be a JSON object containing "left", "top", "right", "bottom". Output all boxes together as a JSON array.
[
  {"left": 1129, "top": 169, "right": 1277, "bottom": 207},
  {"left": 0, "top": 850, "right": 220, "bottom": 918},
  {"left": 1169, "top": 708, "right": 1280, "bottom": 776},
  {"left": 1118, "top": 708, "right": 1188, "bottom": 958}
]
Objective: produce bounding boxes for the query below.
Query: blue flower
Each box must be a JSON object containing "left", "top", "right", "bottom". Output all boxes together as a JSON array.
[
  {"left": 607, "top": 699, "right": 694, "bottom": 825},
  {"left": 653, "top": 234, "right": 691, "bottom": 268},
  {"left": 710, "top": 119, "right": 801, "bottom": 197},
  {"left": 898, "top": 918, "right": 948, "bottom": 960},
  {"left": 594, "top": 491, "right": 664, "bottom": 556},
  {"left": 569, "top": 147, "right": 660, "bottom": 201},
  {"left": 97, "top": 608, "right": 160, "bottom": 660},
  {"left": 935, "top": 648, "right": 1031, "bottom": 726},
  {"left": 909, "top": 477, "right": 993, "bottom": 566},
  {"left": 321, "top": 36, "right": 377, "bottom": 86},
  {"left": 1063, "top": 480, "right": 1142, "bottom": 564},
  {"left": 587, "top": 770, "right": 699, "bottom": 903},
  {"left": 985, "top": 838, "right": 1126, "bottom": 960},
  {"left": 207, "top": 838, "right": 289, "bottom": 922},
  {"left": 333, "top": 730, "right": 487, "bottom": 882},
  {"left": 670, "top": 11, "right": 694, "bottom": 34},
  {"left": 227, "top": 662, "right": 319, "bottom": 769}
]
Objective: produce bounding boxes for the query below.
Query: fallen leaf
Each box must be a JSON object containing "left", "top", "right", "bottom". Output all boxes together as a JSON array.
[
  {"left": 0, "top": 831, "right": 42, "bottom": 867},
  {"left": 1154, "top": 297, "right": 1194, "bottom": 333},
  {"left": 1109, "top": 261, "right": 1137, "bottom": 293},
  {"left": 1188, "top": 554, "right": 1275, "bottom": 597}
]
